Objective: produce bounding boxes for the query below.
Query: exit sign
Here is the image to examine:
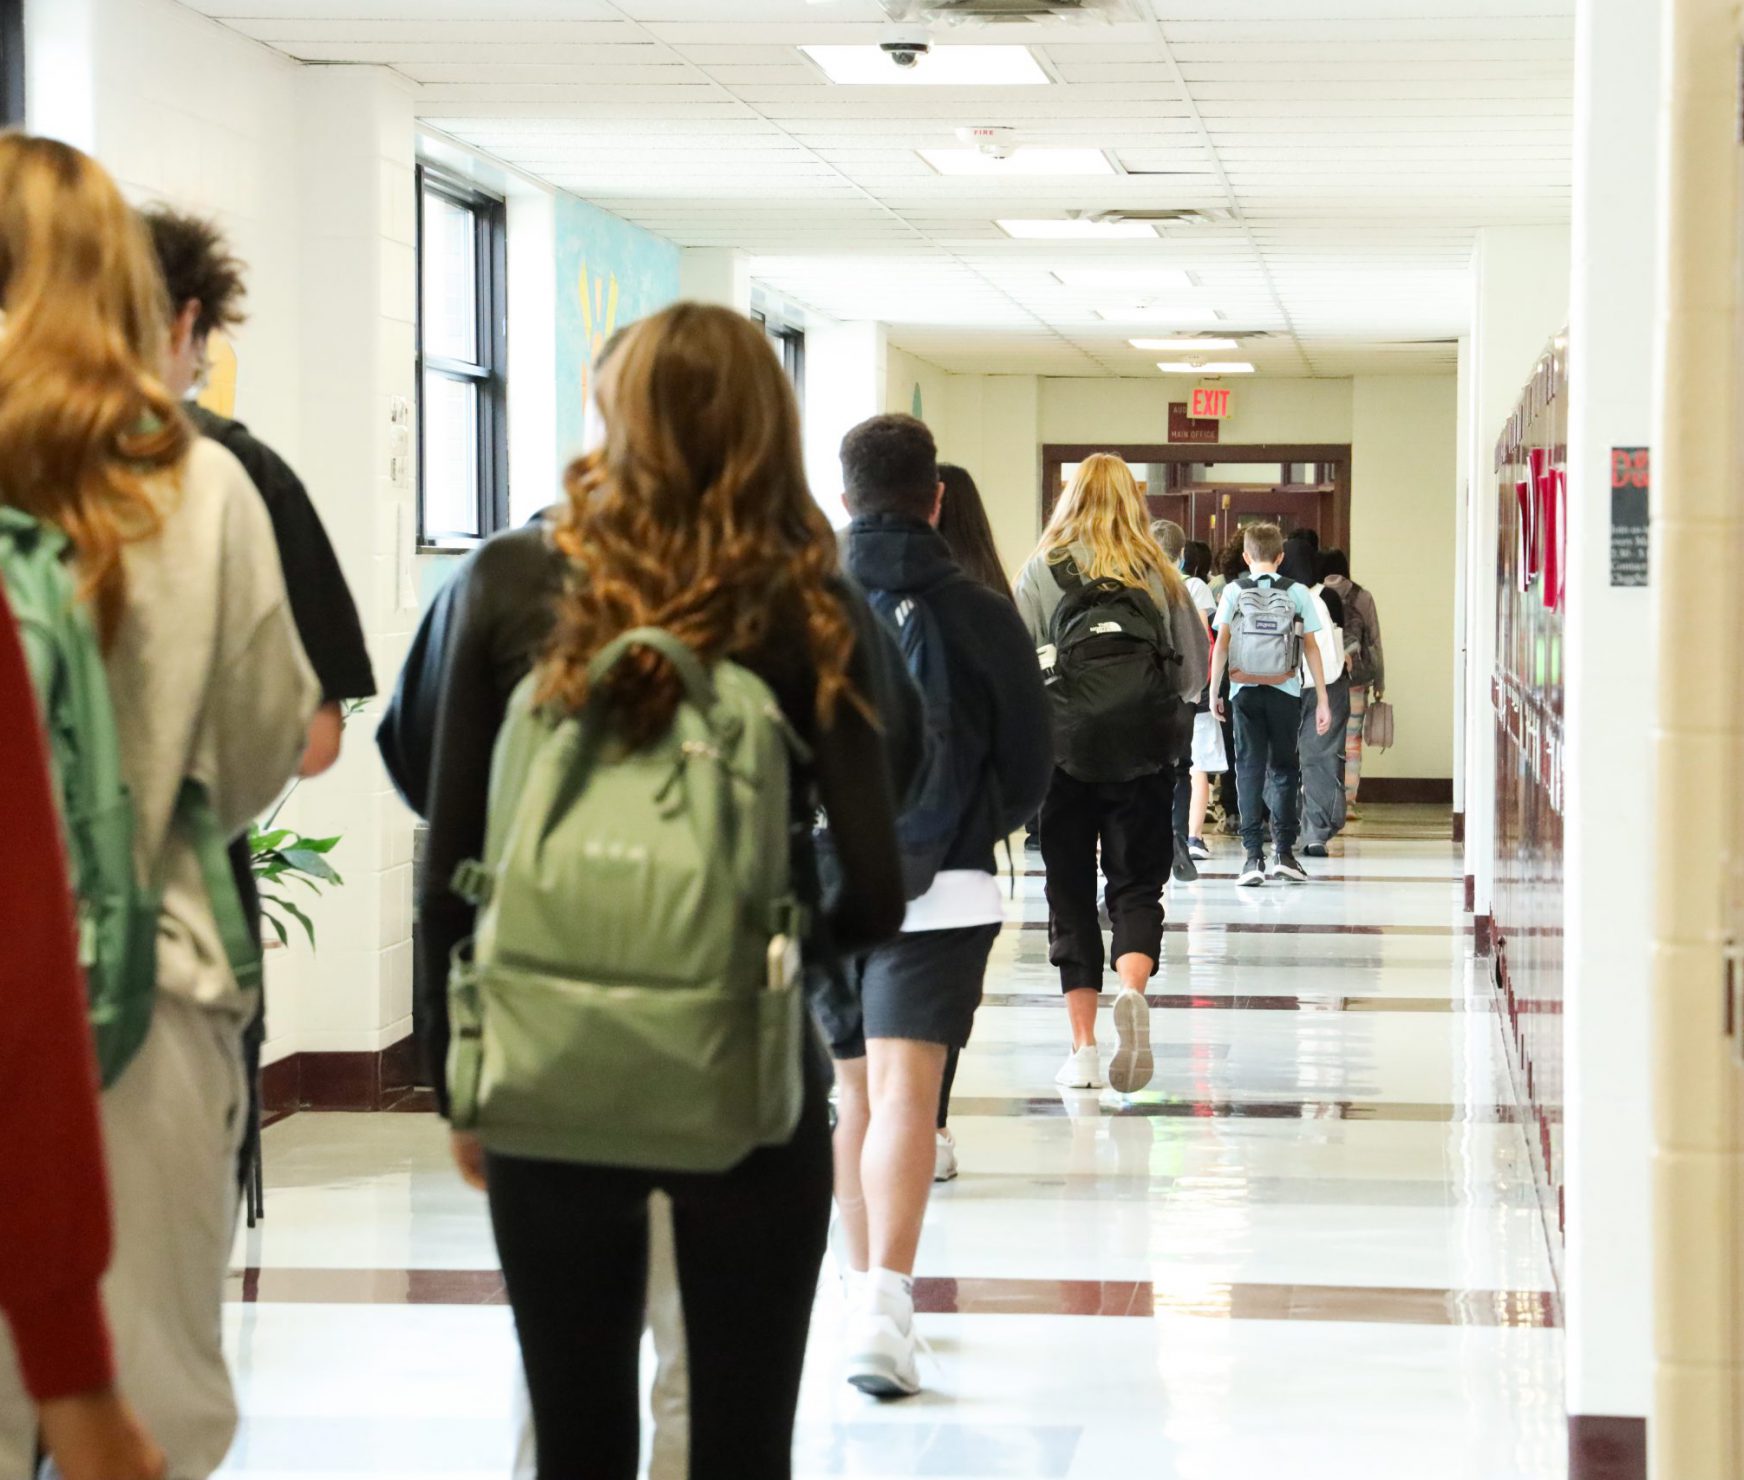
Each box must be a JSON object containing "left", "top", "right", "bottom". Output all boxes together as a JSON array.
[{"left": 1190, "top": 386, "right": 1234, "bottom": 420}]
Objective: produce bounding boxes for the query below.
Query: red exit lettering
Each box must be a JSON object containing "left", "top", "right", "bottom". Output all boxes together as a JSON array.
[
  {"left": 1611, "top": 447, "right": 1649, "bottom": 489},
  {"left": 1191, "top": 387, "right": 1233, "bottom": 420}
]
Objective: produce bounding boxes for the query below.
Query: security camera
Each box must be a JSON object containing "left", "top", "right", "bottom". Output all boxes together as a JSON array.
[{"left": 881, "top": 28, "right": 931, "bottom": 69}]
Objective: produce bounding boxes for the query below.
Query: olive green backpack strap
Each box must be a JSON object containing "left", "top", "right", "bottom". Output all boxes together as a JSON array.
[{"left": 173, "top": 779, "right": 262, "bottom": 997}]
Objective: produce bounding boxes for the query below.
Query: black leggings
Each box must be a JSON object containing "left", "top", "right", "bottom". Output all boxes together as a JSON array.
[{"left": 486, "top": 1057, "right": 834, "bottom": 1480}]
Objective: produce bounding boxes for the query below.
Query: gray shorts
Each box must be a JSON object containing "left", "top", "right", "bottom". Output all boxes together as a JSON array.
[{"left": 823, "top": 923, "right": 1002, "bottom": 1061}]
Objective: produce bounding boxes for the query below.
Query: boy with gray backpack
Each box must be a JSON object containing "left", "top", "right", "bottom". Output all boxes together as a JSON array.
[{"left": 1210, "top": 523, "right": 1332, "bottom": 887}]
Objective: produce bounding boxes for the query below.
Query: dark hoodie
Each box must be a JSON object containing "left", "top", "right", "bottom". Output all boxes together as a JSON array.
[{"left": 842, "top": 514, "right": 1054, "bottom": 876}]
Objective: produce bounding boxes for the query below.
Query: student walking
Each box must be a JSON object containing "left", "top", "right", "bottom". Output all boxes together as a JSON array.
[
  {"left": 1015, "top": 455, "right": 1208, "bottom": 1095},
  {"left": 0, "top": 135, "right": 317, "bottom": 1478},
  {"left": 821, "top": 418, "right": 1051, "bottom": 1399},
  {"left": 1180, "top": 539, "right": 1226, "bottom": 862},
  {"left": 1210, "top": 523, "right": 1331, "bottom": 887},
  {"left": 931, "top": 461, "right": 1017, "bottom": 1181},
  {"left": 0, "top": 588, "right": 165, "bottom": 1480},
  {"left": 1150, "top": 519, "right": 1201, "bottom": 883},
  {"left": 1319, "top": 549, "right": 1384, "bottom": 814},
  {"left": 419, "top": 304, "right": 908, "bottom": 1480},
  {"left": 1280, "top": 545, "right": 1348, "bottom": 857}
]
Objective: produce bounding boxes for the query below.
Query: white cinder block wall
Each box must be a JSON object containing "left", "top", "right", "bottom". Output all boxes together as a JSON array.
[{"left": 26, "top": 0, "right": 421, "bottom": 1065}]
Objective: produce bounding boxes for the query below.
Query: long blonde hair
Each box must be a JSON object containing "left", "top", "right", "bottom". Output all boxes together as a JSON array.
[
  {"left": 0, "top": 134, "right": 188, "bottom": 645},
  {"left": 1034, "top": 453, "right": 1189, "bottom": 609},
  {"left": 538, "top": 302, "right": 861, "bottom": 747}
]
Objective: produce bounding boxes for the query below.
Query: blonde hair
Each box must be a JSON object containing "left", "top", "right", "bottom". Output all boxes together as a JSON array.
[
  {"left": 1034, "top": 453, "right": 1189, "bottom": 609},
  {"left": 0, "top": 134, "right": 188, "bottom": 645}
]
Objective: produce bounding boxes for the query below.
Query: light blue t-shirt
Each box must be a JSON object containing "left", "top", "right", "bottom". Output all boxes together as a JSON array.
[{"left": 1215, "top": 573, "right": 1322, "bottom": 699}]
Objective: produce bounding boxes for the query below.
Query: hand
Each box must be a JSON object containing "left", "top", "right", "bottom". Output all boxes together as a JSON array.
[
  {"left": 451, "top": 1131, "right": 488, "bottom": 1191},
  {"left": 297, "top": 701, "right": 345, "bottom": 778},
  {"left": 1212, "top": 694, "right": 1227, "bottom": 722},
  {"left": 38, "top": 1390, "right": 165, "bottom": 1480},
  {"left": 1316, "top": 701, "right": 1333, "bottom": 736}
]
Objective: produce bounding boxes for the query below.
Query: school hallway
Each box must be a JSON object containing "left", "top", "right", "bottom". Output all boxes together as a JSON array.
[{"left": 217, "top": 806, "right": 1562, "bottom": 1479}]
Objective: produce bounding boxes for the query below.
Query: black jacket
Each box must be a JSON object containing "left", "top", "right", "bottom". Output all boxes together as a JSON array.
[
  {"left": 190, "top": 405, "right": 375, "bottom": 704},
  {"left": 842, "top": 514, "right": 1054, "bottom": 877},
  {"left": 377, "top": 515, "right": 926, "bottom": 1110}
]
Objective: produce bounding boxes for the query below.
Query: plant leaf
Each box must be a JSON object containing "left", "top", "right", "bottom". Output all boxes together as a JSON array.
[
  {"left": 266, "top": 894, "right": 317, "bottom": 948},
  {"left": 281, "top": 849, "right": 342, "bottom": 883},
  {"left": 261, "top": 909, "right": 288, "bottom": 948},
  {"left": 294, "top": 835, "right": 343, "bottom": 855},
  {"left": 250, "top": 828, "right": 294, "bottom": 853}
]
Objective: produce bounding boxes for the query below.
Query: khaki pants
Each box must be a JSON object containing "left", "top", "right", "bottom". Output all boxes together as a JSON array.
[
  {"left": 0, "top": 996, "right": 248, "bottom": 1480},
  {"left": 511, "top": 1190, "right": 689, "bottom": 1480}
]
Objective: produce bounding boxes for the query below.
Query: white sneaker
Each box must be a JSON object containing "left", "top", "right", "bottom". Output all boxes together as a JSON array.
[
  {"left": 1107, "top": 989, "right": 1155, "bottom": 1095},
  {"left": 1054, "top": 1045, "right": 1105, "bottom": 1090},
  {"left": 844, "top": 1307, "right": 921, "bottom": 1399},
  {"left": 933, "top": 1128, "right": 959, "bottom": 1183}
]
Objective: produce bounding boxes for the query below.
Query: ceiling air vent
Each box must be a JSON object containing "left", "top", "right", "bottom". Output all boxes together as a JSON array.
[
  {"left": 882, "top": 0, "right": 1148, "bottom": 24},
  {"left": 1087, "top": 209, "right": 1235, "bottom": 228}
]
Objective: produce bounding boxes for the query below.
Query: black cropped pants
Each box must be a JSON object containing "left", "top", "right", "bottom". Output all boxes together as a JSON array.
[{"left": 1038, "top": 766, "right": 1172, "bottom": 992}]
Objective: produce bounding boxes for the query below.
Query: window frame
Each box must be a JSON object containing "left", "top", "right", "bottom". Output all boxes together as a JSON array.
[
  {"left": 415, "top": 165, "right": 509, "bottom": 549},
  {"left": 1, "top": 0, "right": 24, "bottom": 127},
  {"left": 753, "top": 309, "right": 806, "bottom": 416}
]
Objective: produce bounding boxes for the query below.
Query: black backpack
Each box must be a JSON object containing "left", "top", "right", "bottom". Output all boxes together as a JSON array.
[{"left": 1045, "top": 558, "right": 1189, "bottom": 784}]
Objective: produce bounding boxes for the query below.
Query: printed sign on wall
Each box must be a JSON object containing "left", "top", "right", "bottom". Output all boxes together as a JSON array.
[{"left": 1610, "top": 447, "right": 1650, "bottom": 587}]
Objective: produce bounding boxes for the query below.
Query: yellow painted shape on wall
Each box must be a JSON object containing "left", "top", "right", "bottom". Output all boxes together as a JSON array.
[
  {"left": 196, "top": 332, "right": 238, "bottom": 419},
  {"left": 578, "top": 261, "right": 620, "bottom": 410}
]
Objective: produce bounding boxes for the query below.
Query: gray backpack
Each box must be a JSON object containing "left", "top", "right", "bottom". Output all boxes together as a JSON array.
[{"left": 1227, "top": 575, "right": 1304, "bottom": 681}]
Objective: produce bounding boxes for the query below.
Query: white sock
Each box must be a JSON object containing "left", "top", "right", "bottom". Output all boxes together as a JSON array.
[{"left": 865, "top": 1267, "right": 914, "bottom": 1320}]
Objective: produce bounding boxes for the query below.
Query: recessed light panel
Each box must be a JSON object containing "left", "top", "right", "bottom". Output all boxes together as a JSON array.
[
  {"left": 1054, "top": 267, "right": 1196, "bottom": 292},
  {"left": 920, "top": 148, "right": 1115, "bottom": 177},
  {"left": 1130, "top": 337, "right": 1239, "bottom": 351},
  {"left": 998, "top": 219, "right": 1157, "bottom": 241},
  {"left": 1157, "top": 361, "right": 1255, "bottom": 374},
  {"left": 802, "top": 45, "right": 1050, "bottom": 86}
]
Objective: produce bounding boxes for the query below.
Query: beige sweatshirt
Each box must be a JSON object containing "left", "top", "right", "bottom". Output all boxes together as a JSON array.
[{"left": 106, "top": 438, "right": 319, "bottom": 1016}]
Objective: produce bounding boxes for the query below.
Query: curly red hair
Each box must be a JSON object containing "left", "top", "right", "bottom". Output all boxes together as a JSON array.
[{"left": 537, "top": 302, "right": 858, "bottom": 746}]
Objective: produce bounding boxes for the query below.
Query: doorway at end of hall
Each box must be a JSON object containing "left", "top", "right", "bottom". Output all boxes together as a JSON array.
[{"left": 1040, "top": 443, "right": 1353, "bottom": 556}]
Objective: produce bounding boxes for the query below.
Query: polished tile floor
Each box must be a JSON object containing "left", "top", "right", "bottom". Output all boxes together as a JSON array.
[{"left": 218, "top": 806, "right": 1565, "bottom": 1479}]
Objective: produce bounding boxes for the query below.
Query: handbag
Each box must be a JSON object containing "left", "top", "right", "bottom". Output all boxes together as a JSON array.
[{"left": 1363, "top": 698, "right": 1395, "bottom": 751}]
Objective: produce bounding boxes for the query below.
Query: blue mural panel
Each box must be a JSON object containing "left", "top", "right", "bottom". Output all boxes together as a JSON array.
[{"left": 554, "top": 192, "right": 681, "bottom": 467}]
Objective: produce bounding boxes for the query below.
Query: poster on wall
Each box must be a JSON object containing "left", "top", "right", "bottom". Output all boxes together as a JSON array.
[
  {"left": 1610, "top": 447, "right": 1650, "bottom": 587},
  {"left": 554, "top": 194, "right": 681, "bottom": 466}
]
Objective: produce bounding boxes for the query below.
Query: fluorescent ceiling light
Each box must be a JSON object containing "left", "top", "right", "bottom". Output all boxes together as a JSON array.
[
  {"left": 1094, "top": 305, "right": 1222, "bottom": 324},
  {"left": 1157, "top": 361, "right": 1255, "bottom": 374},
  {"left": 998, "top": 218, "right": 1156, "bottom": 241},
  {"left": 1130, "top": 336, "right": 1239, "bottom": 351},
  {"left": 919, "top": 147, "right": 1114, "bottom": 177},
  {"left": 1054, "top": 267, "right": 1195, "bottom": 292},
  {"left": 802, "top": 45, "right": 1049, "bottom": 87}
]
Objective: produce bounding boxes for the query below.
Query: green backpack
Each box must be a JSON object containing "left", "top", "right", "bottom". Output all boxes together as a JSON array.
[
  {"left": 0, "top": 507, "right": 260, "bottom": 1088},
  {"left": 448, "top": 627, "right": 809, "bottom": 1172}
]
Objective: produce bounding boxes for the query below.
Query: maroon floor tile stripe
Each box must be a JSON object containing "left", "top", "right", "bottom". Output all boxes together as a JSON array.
[
  {"left": 1016, "top": 921, "right": 1467, "bottom": 936},
  {"left": 224, "top": 1267, "right": 1557, "bottom": 1328},
  {"left": 947, "top": 1096, "right": 1525, "bottom": 1123},
  {"left": 976, "top": 991, "right": 1486, "bottom": 1013}
]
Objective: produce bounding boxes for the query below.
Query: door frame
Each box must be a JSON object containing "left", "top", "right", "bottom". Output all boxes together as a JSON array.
[{"left": 1040, "top": 442, "right": 1353, "bottom": 554}]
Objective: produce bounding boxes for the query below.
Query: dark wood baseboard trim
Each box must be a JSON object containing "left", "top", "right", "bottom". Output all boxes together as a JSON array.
[
  {"left": 1360, "top": 777, "right": 1454, "bottom": 804},
  {"left": 261, "top": 1036, "right": 422, "bottom": 1114},
  {"left": 1451, "top": 810, "right": 1465, "bottom": 844},
  {"left": 1568, "top": 1416, "right": 1646, "bottom": 1480}
]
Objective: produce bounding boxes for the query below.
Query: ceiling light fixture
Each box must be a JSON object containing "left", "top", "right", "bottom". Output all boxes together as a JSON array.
[
  {"left": 802, "top": 44, "right": 1050, "bottom": 86},
  {"left": 998, "top": 218, "right": 1156, "bottom": 240},
  {"left": 920, "top": 147, "right": 1115, "bottom": 177},
  {"left": 1157, "top": 361, "right": 1254, "bottom": 375},
  {"left": 1130, "top": 336, "right": 1239, "bottom": 351},
  {"left": 1054, "top": 267, "right": 1196, "bottom": 292}
]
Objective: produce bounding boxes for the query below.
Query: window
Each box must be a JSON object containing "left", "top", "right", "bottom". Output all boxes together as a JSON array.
[
  {"left": 416, "top": 167, "right": 507, "bottom": 545},
  {"left": 753, "top": 310, "right": 806, "bottom": 413},
  {"left": 1, "top": 0, "right": 24, "bottom": 127}
]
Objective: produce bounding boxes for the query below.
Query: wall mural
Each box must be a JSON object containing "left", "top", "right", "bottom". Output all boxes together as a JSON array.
[{"left": 554, "top": 192, "right": 681, "bottom": 466}]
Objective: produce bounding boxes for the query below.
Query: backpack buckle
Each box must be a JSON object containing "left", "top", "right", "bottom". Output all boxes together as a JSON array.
[{"left": 451, "top": 859, "right": 494, "bottom": 906}]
